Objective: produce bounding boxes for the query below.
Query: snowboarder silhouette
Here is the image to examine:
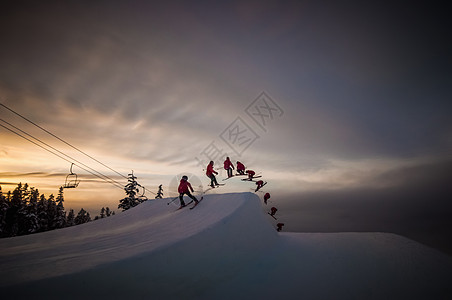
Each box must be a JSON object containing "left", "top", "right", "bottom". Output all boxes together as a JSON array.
[
  {"left": 206, "top": 161, "right": 219, "bottom": 188},
  {"left": 264, "top": 192, "right": 270, "bottom": 204},
  {"left": 178, "top": 176, "right": 198, "bottom": 208},
  {"left": 224, "top": 157, "right": 235, "bottom": 178},
  {"left": 236, "top": 161, "right": 245, "bottom": 175}
]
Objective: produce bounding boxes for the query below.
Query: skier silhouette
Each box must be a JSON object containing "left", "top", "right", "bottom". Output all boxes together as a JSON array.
[
  {"left": 277, "top": 223, "right": 284, "bottom": 232},
  {"left": 224, "top": 157, "right": 235, "bottom": 178},
  {"left": 270, "top": 207, "right": 277, "bottom": 216},
  {"left": 264, "top": 192, "right": 270, "bottom": 204},
  {"left": 178, "top": 176, "right": 198, "bottom": 208},
  {"left": 255, "top": 180, "right": 265, "bottom": 192},
  {"left": 246, "top": 169, "right": 255, "bottom": 180},
  {"left": 236, "top": 161, "right": 246, "bottom": 175},
  {"left": 206, "top": 161, "right": 219, "bottom": 188}
]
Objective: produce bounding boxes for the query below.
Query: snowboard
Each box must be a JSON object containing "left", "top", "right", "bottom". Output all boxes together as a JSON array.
[{"left": 190, "top": 196, "right": 204, "bottom": 210}]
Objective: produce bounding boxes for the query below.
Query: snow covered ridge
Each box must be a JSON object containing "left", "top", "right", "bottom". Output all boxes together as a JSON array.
[
  {"left": 0, "top": 193, "right": 275, "bottom": 286},
  {"left": 1, "top": 192, "right": 452, "bottom": 299}
]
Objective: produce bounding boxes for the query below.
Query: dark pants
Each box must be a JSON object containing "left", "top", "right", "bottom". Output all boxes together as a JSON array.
[
  {"left": 179, "top": 191, "right": 197, "bottom": 206},
  {"left": 226, "top": 168, "right": 233, "bottom": 177},
  {"left": 208, "top": 174, "right": 219, "bottom": 187}
]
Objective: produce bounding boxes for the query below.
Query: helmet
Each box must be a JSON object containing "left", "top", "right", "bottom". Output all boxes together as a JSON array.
[{"left": 182, "top": 175, "right": 188, "bottom": 180}]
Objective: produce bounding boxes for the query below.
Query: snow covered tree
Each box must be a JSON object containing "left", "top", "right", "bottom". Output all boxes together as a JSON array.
[
  {"left": 66, "top": 209, "right": 75, "bottom": 227},
  {"left": 155, "top": 184, "right": 163, "bottom": 199},
  {"left": 24, "top": 187, "right": 40, "bottom": 234},
  {"left": 37, "top": 194, "right": 49, "bottom": 232},
  {"left": 0, "top": 186, "right": 8, "bottom": 237},
  {"left": 118, "top": 171, "right": 146, "bottom": 211},
  {"left": 54, "top": 187, "right": 66, "bottom": 228},
  {"left": 7, "top": 183, "right": 27, "bottom": 236},
  {"left": 105, "top": 207, "right": 114, "bottom": 217},
  {"left": 74, "top": 208, "right": 91, "bottom": 225}
]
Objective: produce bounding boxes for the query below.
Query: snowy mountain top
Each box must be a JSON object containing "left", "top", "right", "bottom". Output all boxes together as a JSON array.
[
  {"left": 1, "top": 192, "right": 452, "bottom": 299},
  {"left": 0, "top": 192, "right": 271, "bottom": 287}
]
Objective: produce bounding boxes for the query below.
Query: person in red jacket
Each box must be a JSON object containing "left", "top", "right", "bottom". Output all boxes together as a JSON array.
[
  {"left": 264, "top": 192, "right": 271, "bottom": 204},
  {"left": 206, "top": 161, "right": 219, "bottom": 188},
  {"left": 236, "top": 161, "right": 245, "bottom": 175},
  {"left": 178, "top": 175, "right": 198, "bottom": 207},
  {"left": 255, "top": 180, "right": 265, "bottom": 192},
  {"left": 270, "top": 206, "right": 278, "bottom": 217},
  {"left": 223, "top": 157, "right": 235, "bottom": 178},
  {"left": 246, "top": 169, "right": 255, "bottom": 180}
]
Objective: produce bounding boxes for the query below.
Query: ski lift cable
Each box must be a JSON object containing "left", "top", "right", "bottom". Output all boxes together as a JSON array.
[
  {"left": 0, "top": 118, "right": 126, "bottom": 189},
  {"left": 0, "top": 102, "right": 128, "bottom": 179},
  {"left": 0, "top": 122, "right": 125, "bottom": 190}
]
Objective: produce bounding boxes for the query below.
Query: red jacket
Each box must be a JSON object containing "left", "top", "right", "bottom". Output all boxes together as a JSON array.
[
  {"left": 206, "top": 163, "right": 217, "bottom": 177},
  {"left": 256, "top": 180, "right": 264, "bottom": 186},
  {"left": 224, "top": 158, "right": 234, "bottom": 170},
  {"left": 246, "top": 170, "right": 255, "bottom": 176},
  {"left": 236, "top": 161, "right": 245, "bottom": 171},
  {"left": 264, "top": 193, "right": 270, "bottom": 200},
  {"left": 178, "top": 179, "right": 193, "bottom": 193}
]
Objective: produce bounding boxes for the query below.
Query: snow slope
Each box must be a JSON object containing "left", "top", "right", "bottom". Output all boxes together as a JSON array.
[{"left": 1, "top": 192, "right": 452, "bottom": 299}]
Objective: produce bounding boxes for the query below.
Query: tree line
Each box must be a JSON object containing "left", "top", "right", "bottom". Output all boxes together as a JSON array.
[{"left": 0, "top": 183, "right": 114, "bottom": 238}]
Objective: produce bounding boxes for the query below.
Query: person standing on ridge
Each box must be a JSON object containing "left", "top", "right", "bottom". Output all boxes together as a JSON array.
[
  {"left": 236, "top": 161, "right": 245, "bottom": 175},
  {"left": 206, "top": 161, "right": 219, "bottom": 188},
  {"left": 224, "top": 157, "right": 235, "bottom": 178},
  {"left": 178, "top": 175, "right": 198, "bottom": 208}
]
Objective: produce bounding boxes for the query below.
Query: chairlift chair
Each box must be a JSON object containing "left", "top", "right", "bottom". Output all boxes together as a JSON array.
[{"left": 63, "top": 163, "right": 80, "bottom": 188}]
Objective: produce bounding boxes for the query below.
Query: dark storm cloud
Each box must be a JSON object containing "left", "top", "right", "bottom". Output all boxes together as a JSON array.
[
  {"left": 279, "top": 158, "right": 452, "bottom": 254},
  {"left": 1, "top": 1, "right": 451, "bottom": 179}
]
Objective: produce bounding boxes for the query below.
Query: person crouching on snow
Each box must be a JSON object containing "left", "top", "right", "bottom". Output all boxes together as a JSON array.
[
  {"left": 236, "top": 161, "right": 245, "bottom": 175},
  {"left": 178, "top": 175, "right": 198, "bottom": 208},
  {"left": 246, "top": 169, "right": 255, "bottom": 180}
]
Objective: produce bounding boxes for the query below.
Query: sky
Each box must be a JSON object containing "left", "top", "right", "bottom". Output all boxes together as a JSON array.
[{"left": 1, "top": 1, "right": 451, "bottom": 247}]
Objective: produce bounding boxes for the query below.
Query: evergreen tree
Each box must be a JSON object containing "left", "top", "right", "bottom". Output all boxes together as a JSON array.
[
  {"left": 0, "top": 186, "right": 9, "bottom": 237},
  {"left": 74, "top": 208, "right": 91, "bottom": 225},
  {"left": 155, "top": 184, "right": 163, "bottom": 199},
  {"left": 105, "top": 207, "right": 113, "bottom": 217},
  {"left": 54, "top": 187, "right": 66, "bottom": 228},
  {"left": 37, "top": 194, "right": 49, "bottom": 232},
  {"left": 7, "top": 183, "right": 27, "bottom": 236},
  {"left": 118, "top": 171, "right": 146, "bottom": 211},
  {"left": 24, "top": 187, "right": 40, "bottom": 234},
  {"left": 66, "top": 209, "right": 75, "bottom": 227},
  {"left": 47, "top": 194, "right": 58, "bottom": 230}
]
